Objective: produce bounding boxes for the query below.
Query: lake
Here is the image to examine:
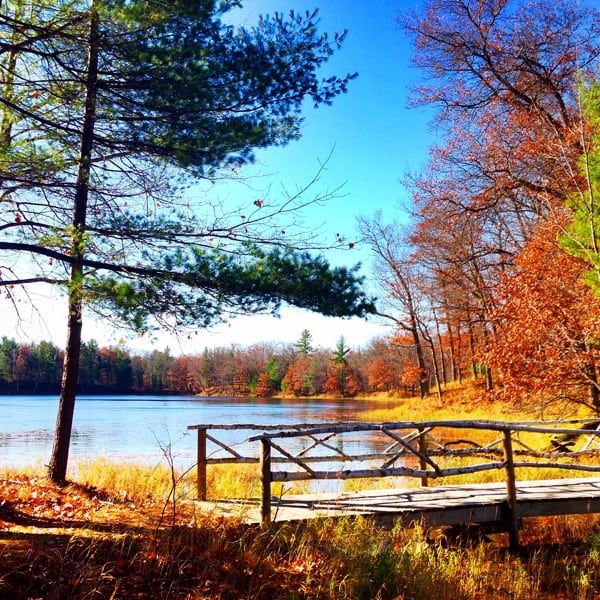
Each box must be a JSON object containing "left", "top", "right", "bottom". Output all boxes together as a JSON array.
[{"left": 0, "top": 395, "right": 381, "bottom": 471}]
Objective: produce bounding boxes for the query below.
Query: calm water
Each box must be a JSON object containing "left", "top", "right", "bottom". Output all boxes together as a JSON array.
[{"left": 0, "top": 395, "right": 377, "bottom": 471}]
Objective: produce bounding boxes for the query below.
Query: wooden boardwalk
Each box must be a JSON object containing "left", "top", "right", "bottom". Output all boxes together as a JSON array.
[
  {"left": 188, "top": 419, "right": 600, "bottom": 546},
  {"left": 196, "top": 477, "right": 600, "bottom": 530}
]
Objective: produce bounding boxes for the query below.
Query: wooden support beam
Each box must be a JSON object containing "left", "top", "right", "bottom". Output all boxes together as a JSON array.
[
  {"left": 260, "top": 438, "right": 272, "bottom": 525},
  {"left": 503, "top": 430, "right": 520, "bottom": 550},
  {"left": 197, "top": 428, "right": 207, "bottom": 501},
  {"left": 419, "top": 428, "right": 429, "bottom": 487}
]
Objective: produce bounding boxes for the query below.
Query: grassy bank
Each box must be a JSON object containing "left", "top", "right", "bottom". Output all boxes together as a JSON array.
[
  {"left": 2, "top": 468, "right": 600, "bottom": 599},
  {"left": 2, "top": 384, "right": 600, "bottom": 599}
]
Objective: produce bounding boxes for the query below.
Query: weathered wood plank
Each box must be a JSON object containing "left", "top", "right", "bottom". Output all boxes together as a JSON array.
[
  {"left": 190, "top": 418, "right": 600, "bottom": 542},
  {"left": 194, "top": 478, "right": 600, "bottom": 530}
]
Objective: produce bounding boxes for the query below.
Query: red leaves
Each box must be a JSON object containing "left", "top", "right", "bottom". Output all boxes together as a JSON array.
[
  {"left": 255, "top": 371, "right": 276, "bottom": 397},
  {"left": 367, "top": 357, "right": 397, "bottom": 391},
  {"left": 253, "top": 199, "right": 263, "bottom": 208},
  {"left": 0, "top": 477, "right": 96, "bottom": 526},
  {"left": 323, "top": 363, "right": 361, "bottom": 397},
  {"left": 282, "top": 357, "right": 314, "bottom": 396},
  {"left": 487, "top": 215, "right": 600, "bottom": 402}
]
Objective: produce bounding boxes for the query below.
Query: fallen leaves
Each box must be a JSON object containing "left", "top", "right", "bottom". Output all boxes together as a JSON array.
[{"left": 0, "top": 474, "right": 306, "bottom": 599}]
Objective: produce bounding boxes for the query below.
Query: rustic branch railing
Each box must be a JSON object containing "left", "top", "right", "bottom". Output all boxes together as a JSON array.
[{"left": 188, "top": 419, "right": 600, "bottom": 546}]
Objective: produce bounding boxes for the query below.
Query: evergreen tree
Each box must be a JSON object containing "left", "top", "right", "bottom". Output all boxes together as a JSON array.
[
  {"left": 562, "top": 81, "right": 600, "bottom": 292},
  {"left": 324, "top": 336, "right": 360, "bottom": 397},
  {"left": 255, "top": 356, "right": 282, "bottom": 397},
  {"left": 0, "top": 337, "right": 18, "bottom": 385},
  {"left": 332, "top": 336, "right": 351, "bottom": 366},
  {"left": 295, "top": 329, "right": 315, "bottom": 357},
  {"left": 0, "top": 1, "right": 374, "bottom": 481}
]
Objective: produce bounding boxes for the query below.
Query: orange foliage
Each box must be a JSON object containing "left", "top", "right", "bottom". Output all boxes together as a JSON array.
[
  {"left": 282, "top": 357, "right": 313, "bottom": 397},
  {"left": 367, "top": 357, "right": 396, "bottom": 391},
  {"left": 400, "top": 363, "right": 424, "bottom": 389},
  {"left": 255, "top": 371, "right": 276, "bottom": 397},
  {"left": 487, "top": 217, "right": 600, "bottom": 406},
  {"left": 323, "top": 364, "right": 361, "bottom": 398}
]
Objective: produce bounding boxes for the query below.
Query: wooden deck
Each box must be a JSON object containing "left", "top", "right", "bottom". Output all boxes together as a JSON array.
[
  {"left": 188, "top": 419, "right": 600, "bottom": 546},
  {"left": 195, "top": 476, "right": 600, "bottom": 530}
]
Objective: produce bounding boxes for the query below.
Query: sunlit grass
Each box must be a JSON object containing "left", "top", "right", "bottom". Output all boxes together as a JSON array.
[
  {"left": 4, "top": 455, "right": 600, "bottom": 598},
  {"left": 361, "top": 385, "right": 524, "bottom": 423},
  {"left": 74, "top": 457, "right": 189, "bottom": 504},
  {"left": 261, "top": 516, "right": 600, "bottom": 599}
]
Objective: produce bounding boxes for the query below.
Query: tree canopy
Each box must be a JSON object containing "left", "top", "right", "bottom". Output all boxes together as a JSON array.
[
  {"left": 355, "top": 0, "right": 600, "bottom": 411},
  {"left": 1, "top": 0, "right": 369, "bottom": 330}
]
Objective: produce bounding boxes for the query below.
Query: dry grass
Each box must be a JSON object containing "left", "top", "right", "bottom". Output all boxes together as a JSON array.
[{"left": 2, "top": 467, "right": 600, "bottom": 599}]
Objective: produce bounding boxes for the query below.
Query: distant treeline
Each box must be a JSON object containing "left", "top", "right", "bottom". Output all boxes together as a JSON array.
[{"left": 0, "top": 335, "right": 426, "bottom": 397}]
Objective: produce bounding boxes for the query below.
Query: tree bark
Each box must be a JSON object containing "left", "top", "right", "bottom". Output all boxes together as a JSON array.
[
  {"left": 406, "top": 312, "right": 428, "bottom": 400},
  {"left": 48, "top": 4, "right": 99, "bottom": 484}
]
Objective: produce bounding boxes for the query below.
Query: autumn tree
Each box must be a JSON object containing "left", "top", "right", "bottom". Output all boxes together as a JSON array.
[
  {"left": 166, "top": 356, "right": 203, "bottom": 394},
  {"left": 488, "top": 215, "right": 600, "bottom": 412},
  {"left": 323, "top": 335, "right": 361, "bottom": 397},
  {"left": 367, "top": 356, "right": 396, "bottom": 392},
  {"left": 401, "top": 0, "right": 600, "bottom": 206},
  {"left": 255, "top": 357, "right": 282, "bottom": 397},
  {"left": 0, "top": 2, "right": 376, "bottom": 481},
  {"left": 282, "top": 332, "right": 329, "bottom": 396},
  {"left": 359, "top": 214, "right": 432, "bottom": 398},
  {"left": 395, "top": 0, "right": 600, "bottom": 400},
  {"left": 282, "top": 358, "right": 312, "bottom": 396},
  {"left": 283, "top": 330, "right": 313, "bottom": 396},
  {"left": 408, "top": 182, "right": 510, "bottom": 389}
]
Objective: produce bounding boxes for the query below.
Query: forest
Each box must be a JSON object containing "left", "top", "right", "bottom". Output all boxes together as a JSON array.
[
  {"left": 0, "top": 330, "right": 429, "bottom": 397},
  {"left": 353, "top": 0, "right": 600, "bottom": 417}
]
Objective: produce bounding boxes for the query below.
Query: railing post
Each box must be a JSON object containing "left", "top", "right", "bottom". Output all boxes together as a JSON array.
[
  {"left": 502, "top": 428, "right": 520, "bottom": 550},
  {"left": 418, "top": 428, "right": 429, "bottom": 487},
  {"left": 260, "top": 437, "right": 272, "bottom": 525},
  {"left": 196, "top": 427, "right": 207, "bottom": 501}
]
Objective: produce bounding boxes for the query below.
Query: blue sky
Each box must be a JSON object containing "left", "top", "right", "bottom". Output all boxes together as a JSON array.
[
  {"left": 167, "top": 0, "right": 436, "bottom": 353},
  {"left": 7, "top": 0, "right": 437, "bottom": 354},
  {"left": 231, "top": 0, "right": 432, "bottom": 248}
]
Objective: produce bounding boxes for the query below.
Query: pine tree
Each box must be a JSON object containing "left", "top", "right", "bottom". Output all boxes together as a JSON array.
[{"left": 0, "top": 1, "right": 374, "bottom": 482}]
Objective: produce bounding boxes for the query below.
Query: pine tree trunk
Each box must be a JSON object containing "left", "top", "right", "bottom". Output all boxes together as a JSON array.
[
  {"left": 48, "top": 304, "right": 83, "bottom": 483},
  {"left": 48, "top": 5, "right": 99, "bottom": 484}
]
